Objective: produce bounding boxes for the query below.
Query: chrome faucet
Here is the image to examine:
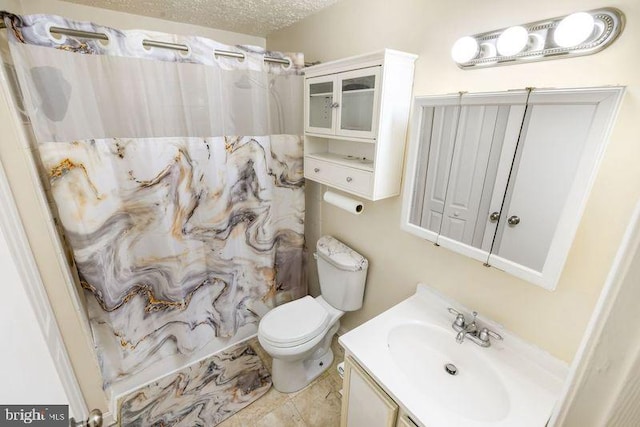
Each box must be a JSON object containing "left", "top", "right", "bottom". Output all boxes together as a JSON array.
[
  {"left": 455, "top": 311, "right": 478, "bottom": 344},
  {"left": 447, "top": 307, "right": 503, "bottom": 347}
]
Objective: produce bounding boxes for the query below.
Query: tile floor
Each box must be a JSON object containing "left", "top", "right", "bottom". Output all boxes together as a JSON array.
[{"left": 219, "top": 336, "right": 345, "bottom": 427}]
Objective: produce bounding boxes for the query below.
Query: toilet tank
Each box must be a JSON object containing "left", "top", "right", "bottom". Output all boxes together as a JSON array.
[{"left": 316, "top": 236, "right": 368, "bottom": 311}]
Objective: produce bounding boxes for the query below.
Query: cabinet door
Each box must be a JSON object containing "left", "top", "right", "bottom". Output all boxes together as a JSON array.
[
  {"left": 403, "top": 93, "right": 527, "bottom": 263},
  {"left": 489, "top": 88, "right": 623, "bottom": 288},
  {"left": 336, "top": 67, "right": 381, "bottom": 139},
  {"left": 306, "top": 75, "right": 337, "bottom": 135},
  {"left": 341, "top": 356, "right": 398, "bottom": 427},
  {"left": 436, "top": 99, "right": 526, "bottom": 262}
]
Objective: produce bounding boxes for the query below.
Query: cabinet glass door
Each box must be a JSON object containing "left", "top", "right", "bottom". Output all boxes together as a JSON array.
[
  {"left": 306, "top": 76, "right": 336, "bottom": 134},
  {"left": 337, "top": 67, "right": 381, "bottom": 139}
]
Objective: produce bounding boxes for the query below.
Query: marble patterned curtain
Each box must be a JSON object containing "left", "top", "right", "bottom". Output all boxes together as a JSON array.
[{"left": 2, "top": 12, "right": 306, "bottom": 388}]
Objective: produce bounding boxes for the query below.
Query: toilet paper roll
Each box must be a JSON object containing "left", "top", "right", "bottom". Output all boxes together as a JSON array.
[{"left": 323, "top": 191, "right": 364, "bottom": 215}]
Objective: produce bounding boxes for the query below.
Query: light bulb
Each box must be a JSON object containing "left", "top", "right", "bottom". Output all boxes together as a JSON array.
[
  {"left": 554, "top": 12, "right": 595, "bottom": 48},
  {"left": 451, "top": 36, "right": 479, "bottom": 64},
  {"left": 496, "top": 26, "right": 529, "bottom": 56}
]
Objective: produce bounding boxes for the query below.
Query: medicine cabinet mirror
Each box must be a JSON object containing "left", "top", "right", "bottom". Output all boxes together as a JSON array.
[{"left": 401, "top": 87, "right": 623, "bottom": 290}]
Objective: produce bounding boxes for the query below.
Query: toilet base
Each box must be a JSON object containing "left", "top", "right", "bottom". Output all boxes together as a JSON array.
[
  {"left": 261, "top": 305, "right": 343, "bottom": 394},
  {"left": 272, "top": 348, "right": 334, "bottom": 393}
]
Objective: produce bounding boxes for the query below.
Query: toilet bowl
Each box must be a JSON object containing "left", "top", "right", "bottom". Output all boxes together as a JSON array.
[
  {"left": 258, "top": 236, "right": 368, "bottom": 393},
  {"left": 259, "top": 295, "right": 343, "bottom": 392}
]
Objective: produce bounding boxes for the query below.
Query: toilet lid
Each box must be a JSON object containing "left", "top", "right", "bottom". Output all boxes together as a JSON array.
[{"left": 259, "top": 296, "right": 330, "bottom": 347}]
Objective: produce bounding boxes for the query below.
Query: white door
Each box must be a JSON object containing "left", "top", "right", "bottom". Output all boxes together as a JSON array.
[
  {"left": 489, "top": 88, "right": 624, "bottom": 287},
  {"left": 416, "top": 104, "right": 460, "bottom": 234},
  {"left": 478, "top": 104, "right": 527, "bottom": 252},
  {"left": 436, "top": 91, "right": 528, "bottom": 262},
  {"left": 439, "top": 105, "right": 501, "bottom": 244},
  {"left": 0, "top": 160, "right": 88, "bottom": 422},
  {"left": 0, "top": 224, "right": 70, "bottom": 406},
  {"left": 493, "top": 100, "right": 593, "bottom": 270}
]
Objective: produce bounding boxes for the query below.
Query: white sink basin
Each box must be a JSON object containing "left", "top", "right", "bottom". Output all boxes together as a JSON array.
[
  {"left": 340, "top": 284, "right": 568, "bottom": 427},
  {"left": 387, "top": 323, "right": 510, "bottom": 422}
]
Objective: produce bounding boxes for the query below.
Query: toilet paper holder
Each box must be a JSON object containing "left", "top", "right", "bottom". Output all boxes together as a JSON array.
[{"left": 323, "top": 191, "right": 364, "bottom": 215}]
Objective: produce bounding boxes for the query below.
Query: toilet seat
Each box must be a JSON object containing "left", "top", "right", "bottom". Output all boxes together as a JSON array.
[{"left": 259, "top": 296, "right": 329, "bottom": 348}]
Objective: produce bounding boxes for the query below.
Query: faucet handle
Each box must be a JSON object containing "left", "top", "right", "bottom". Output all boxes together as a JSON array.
[
  {"left": 448, "top": 307, "right": 461, "bottom": 316},
  {"left": 447, "top": 307, "right": 466, "bottom": 327},
  {"left": 478, "top": 327, "right": 503, "bottom": 345},
  {"left": 487, "top": 329, "right": 503, "bottom": 340}
]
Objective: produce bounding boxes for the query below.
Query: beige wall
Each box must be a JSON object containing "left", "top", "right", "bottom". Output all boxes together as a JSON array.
[
  {"left": 267, "top": 0, "right": 640, "bottom": 363},
  {"left": 0, "top": 0, "right": 264, "bottom": 416}
]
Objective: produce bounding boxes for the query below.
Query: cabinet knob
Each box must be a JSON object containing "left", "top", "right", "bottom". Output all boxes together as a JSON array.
[
  {"left": 507, "top": 215, "right": 520, "bottom": 226},
  {"left": 346, "top": 176, "right": 353, "bottom": 183},
  {"left": 330, "top": 102, "right": 340, "bottom": 108},
  {"left": 489, "top": 212, "right": 500, "bottom": 222},
  {"left": 314, "top": 168, "right": 320, "bottom": 173}
]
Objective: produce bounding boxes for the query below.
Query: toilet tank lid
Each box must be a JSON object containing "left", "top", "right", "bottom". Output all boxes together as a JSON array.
[{"left": 316, "top": 236, "right": 368, "bottom": 272}]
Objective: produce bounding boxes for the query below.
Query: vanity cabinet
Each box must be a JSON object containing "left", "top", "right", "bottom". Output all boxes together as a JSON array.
[
  {"left": 341, "top": 356, "right": 399, "bottom": 427},
  {"left": 304, "top": 50, "right": 417, "bottom": 200},
  {"left": 402, "top": 87, "right": 624, "bottom": 290},
  {"left": 341, "top": 355, "right": 423, "bottom": 427}
]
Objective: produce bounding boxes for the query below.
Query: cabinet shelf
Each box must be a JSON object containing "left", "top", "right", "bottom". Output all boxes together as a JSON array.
[
  {"left": 342, "top": 88, "right": 375, "bottom": 94},
  {"left": 306, "top": 152, "right": 374, "bottom": 172},
  {"left": 310, "top": 92, "right": 333, "bottom": 97},
  {"left": 305, "top": 132, "right": 377, "bottom": 143}
]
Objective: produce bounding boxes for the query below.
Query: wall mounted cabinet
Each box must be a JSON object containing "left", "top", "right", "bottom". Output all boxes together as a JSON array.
[
  {"left": 402, "top": 87, "right": 624, "bottom": 290},
  {"left": 304, "top": 50, "right": 417, "bottom": 200}
]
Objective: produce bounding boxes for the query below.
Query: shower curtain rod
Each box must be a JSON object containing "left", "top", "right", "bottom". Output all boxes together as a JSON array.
[{"left": 0, "top": 22, "right": 293, "bottom": 65}]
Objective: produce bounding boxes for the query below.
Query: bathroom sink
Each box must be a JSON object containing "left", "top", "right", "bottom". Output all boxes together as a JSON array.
[
  {"left": 340, "top": 284, "right": 568, "bottom": 427},
  {"left": 387, "top": 323, "right": 510, "bottom": 422}
]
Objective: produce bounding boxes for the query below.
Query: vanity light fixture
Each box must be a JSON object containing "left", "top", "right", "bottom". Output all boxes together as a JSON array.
[{"left": 451, "top": 8, "right": 624, "bottom": 69}]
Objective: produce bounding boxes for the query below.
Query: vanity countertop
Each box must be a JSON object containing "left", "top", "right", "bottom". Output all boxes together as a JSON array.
[{"left": 339, "top": 284, "right": 568, "bottom": 427}]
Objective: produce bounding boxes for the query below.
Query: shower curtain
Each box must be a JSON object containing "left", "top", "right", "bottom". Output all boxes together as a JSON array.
[{"left": 2, "top": 13, "right": 306, "bottom": 388}]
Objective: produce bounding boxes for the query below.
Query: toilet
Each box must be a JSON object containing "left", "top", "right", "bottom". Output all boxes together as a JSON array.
[{"left": 258, "top": 235, "right": 368, "bottom": 393}]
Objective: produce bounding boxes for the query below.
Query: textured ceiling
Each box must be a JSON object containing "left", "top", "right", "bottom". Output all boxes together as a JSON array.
[{"left": 61, "top": 0, "right": 341, "bottom": 36}]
